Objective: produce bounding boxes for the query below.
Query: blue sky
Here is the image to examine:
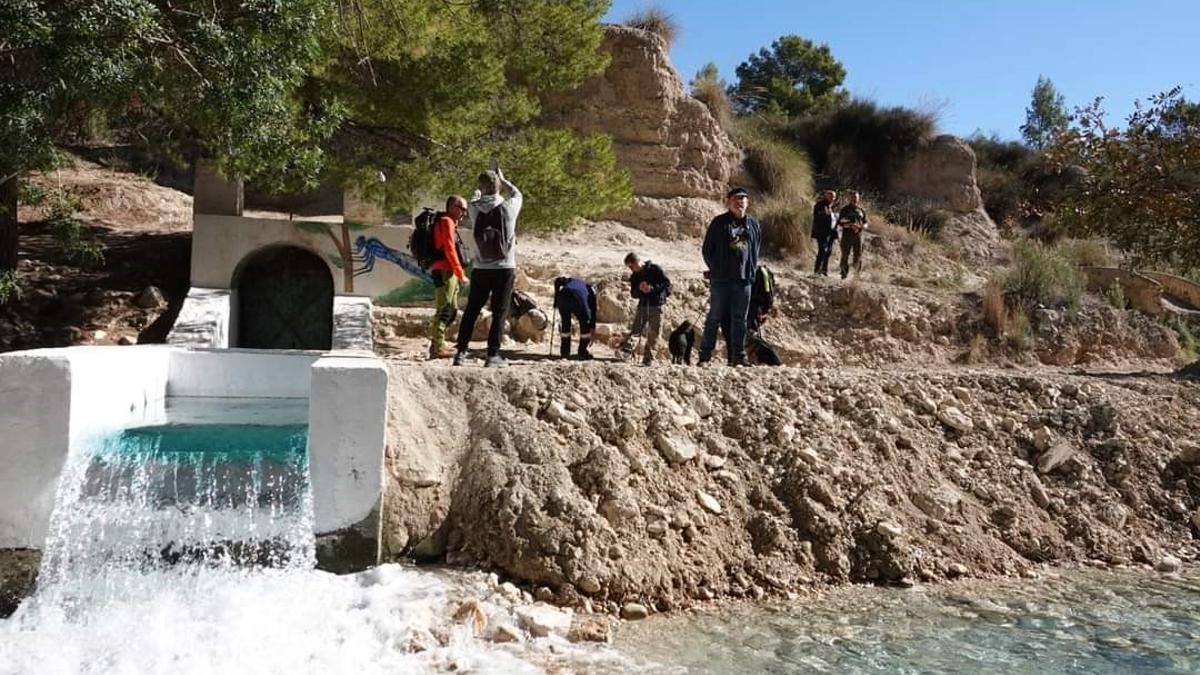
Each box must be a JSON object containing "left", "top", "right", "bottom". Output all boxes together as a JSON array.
[{"left": 603, "top": 0, "right": 1200, "bottom": 139}]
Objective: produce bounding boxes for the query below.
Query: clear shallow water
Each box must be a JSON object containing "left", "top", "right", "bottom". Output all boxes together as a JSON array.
[{"left": 615, "top": 570, "right": 1200, "bottom": 674}]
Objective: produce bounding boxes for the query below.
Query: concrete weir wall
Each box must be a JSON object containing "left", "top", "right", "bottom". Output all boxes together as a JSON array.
[{"left": 0, "top": 346, "right": 388, "bottom": 571}]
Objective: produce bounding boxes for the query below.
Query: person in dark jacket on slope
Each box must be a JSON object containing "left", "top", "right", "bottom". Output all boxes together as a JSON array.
[
  {"left": 698, "top": 187, "right": 761, "bottom": 367},
  {"left": 811, "top": 190, "right": 838, "bottom": 276},
  {"left": 621, "top": 252, "right": 671, "bottom": 366}
]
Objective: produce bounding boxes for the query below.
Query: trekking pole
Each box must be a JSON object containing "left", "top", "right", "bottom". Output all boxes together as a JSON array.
[{"left": 548, "top": 302, "right": 557, "bottom": 357}]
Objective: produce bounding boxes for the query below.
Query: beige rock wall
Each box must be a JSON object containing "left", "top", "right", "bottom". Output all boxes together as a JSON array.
[
  {"left": 542, "top": 25, "right": 740, "bottom": 236},
  {"left": 892, "top": 135, "right": 998, "bottom": 257}
]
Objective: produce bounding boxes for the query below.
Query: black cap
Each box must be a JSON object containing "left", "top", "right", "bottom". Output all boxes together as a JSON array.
[{"left": 727, "top": 187, "right": 750, "bottom": 198}]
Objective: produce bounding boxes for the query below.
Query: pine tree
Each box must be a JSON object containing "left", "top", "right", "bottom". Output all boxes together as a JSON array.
[{"left": 1020, "top": 76, "right": 1070, "bottom": 150}]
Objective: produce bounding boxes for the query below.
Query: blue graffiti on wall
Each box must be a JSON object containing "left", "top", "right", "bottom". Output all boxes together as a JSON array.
[{"left": 353, "top": 236, "right": 432, "bottom": 284}]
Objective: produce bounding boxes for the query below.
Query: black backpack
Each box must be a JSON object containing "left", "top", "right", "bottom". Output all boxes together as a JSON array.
[
  {"left": 473, "top": 204, "right": 511, "bottom": 263},
  {"left": 408, "top": 208, "right": 443, "bottom": 270},
  {"left": 752, "top": 265, "right": 776, "bottom": 312}
]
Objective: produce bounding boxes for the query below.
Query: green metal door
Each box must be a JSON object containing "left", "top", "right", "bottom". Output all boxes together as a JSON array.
[{"left": 235, "top": 246, "right": 333, "bottom": 350}]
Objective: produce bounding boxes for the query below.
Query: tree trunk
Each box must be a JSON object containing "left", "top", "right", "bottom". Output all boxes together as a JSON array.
[
  {"left": 340, "top": 223, "right": 354, "bottom": 293},
  {"left": 0, "top": 175, "right": 18, "bottom": 272}
]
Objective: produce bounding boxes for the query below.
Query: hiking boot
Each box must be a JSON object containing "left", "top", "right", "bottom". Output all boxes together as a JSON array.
[
  {"left": 696, "top": 350, "right": 712, "bottom": 367},
  {"left": 452, "top": 351, "right": 468, "bottom": 366},
  {"left": 730, "top": 353, "right": 749, "bottom": 367},
  {"left": 429, "top": 345, "right": 455, "bottom": 360},
  {"left": 484, "top": 354, "right": 508, "bottom": 369}
]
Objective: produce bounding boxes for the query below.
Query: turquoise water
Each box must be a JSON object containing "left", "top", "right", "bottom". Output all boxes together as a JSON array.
[
  {"left": 616, "top": 570, "right": 1200, "bottom": 674},
  {"left": 101, "top": 423, "right": 308, "bottom": 460}
]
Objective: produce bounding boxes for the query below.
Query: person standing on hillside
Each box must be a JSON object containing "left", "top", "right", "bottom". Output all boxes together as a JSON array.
[
  {"left": 427, "top": 195, "right": 469, "bottom": 359},
  {"left": 453, "top": 166, "right": 523, "bottom": 368},
  {"left": 698, "top": 187, "right": 761, "bottom": 366},
  {"left": 622, "top": 252, "right": 671, "bottom": 366},
  {"left": 811, "top": 190, "right": 838, "bottom": 276},
  {"left": 837, "top": 190, "right": 868, "bottom": 280},
  {"left": 553, "top": 276, "right": 598, "bottom": 360}
]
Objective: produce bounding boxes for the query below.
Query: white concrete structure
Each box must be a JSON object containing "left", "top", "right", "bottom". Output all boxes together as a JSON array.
[
  {"left": 192, "top": 214, "right": 427, "bottom": 299},
  {"left": 168, "top": 288, "right": 231, "bottom": 348},
  {"left": 0, "top": 346, "right": 387, "bottom": 552}
]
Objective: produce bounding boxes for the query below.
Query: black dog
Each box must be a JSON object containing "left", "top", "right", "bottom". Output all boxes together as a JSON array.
[{"left": 668, "top": 321, "right": 696, "bottom": 365}]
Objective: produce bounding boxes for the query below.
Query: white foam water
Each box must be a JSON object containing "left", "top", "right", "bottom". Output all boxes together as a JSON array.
[{"left": 1, "top": 418, "right": 618, "bottom": 674}]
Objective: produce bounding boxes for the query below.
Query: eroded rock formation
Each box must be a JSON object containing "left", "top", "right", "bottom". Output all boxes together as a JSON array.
[
  {"left": 542, "top": 26, "right": 740, "bottom": 236},
  {"left": 893, "top": 135, "right": 999, "bottom": 258}
]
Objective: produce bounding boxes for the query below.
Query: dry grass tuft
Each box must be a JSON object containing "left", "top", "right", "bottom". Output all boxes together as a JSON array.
[
  {"left": 757, "top": 198, "right": 814, "bottom": 259},
  {"left": 623, "top": 6, "right": 679, "bottom": 47},
  {"left": 982, "top": 278, "right": 1010, "bottom": 337}
]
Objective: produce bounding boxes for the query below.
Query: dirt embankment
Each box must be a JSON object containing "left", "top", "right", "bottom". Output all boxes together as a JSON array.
[{"left": 382, "top": 363, "right": 1200, "bottom": 614}]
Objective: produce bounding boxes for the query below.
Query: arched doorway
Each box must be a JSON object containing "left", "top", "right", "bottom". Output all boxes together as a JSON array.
[{"left": 234, "top": 246, "right": 333, "bottom": 350}]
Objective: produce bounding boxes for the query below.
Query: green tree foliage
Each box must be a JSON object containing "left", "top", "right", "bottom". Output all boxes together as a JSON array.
[
  {"left": 1020, "top": 76, "right": 1070, "bottom": 150},
  {"left": 1046, "top": 88, "right": 1200, "bottom": 273},
  {"left": 324, "top": 0, "right": 629, "bottom": 223},
  {"left": 0, "top": 0, "right": 338, "bottom": 270},
  {"left": 730, "top": 35, "right": 847, "bottom": 118},
  {"left": 786, "top": 99, "right": 935, "bottom": 193},
  {"left": 387, "top": 128, "right": 630, "bottom": 233},
  {"left": 1, "top": 0, "right": 631, "bottom": 272}
]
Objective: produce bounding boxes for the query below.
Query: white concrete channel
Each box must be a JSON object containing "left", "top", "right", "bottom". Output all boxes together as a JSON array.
[{"left": 0, "top": 345, "right": 387, "bottom": 571}]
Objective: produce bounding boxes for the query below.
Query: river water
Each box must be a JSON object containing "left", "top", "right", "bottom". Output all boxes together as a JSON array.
[
  {"left": 615, "top": 569, "right": 1200, "bottom": 674},
  {"left": 2, "top": 398, "right": 1198, "bottom": 673}
]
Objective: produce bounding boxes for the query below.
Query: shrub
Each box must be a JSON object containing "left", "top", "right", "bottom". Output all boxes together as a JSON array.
[
  {"left": 786, "top": 98, "right": 937, "bottom": 193},
  {"left": 1103, "top": 281, "right": 1127, "bottom": 309},
  {"left": 1009, "top": 308, "right": 1034, "bottom": 351},
  {"left": 963, "top": 333, "right": 988, "bottom": 364},
  {"left": 690, "top": 65, "right": 733, "bottom": 131},
  {"left": 1057, "top": 238, "right": 1112, "bottom": 268},
  {"left": 623, "top": 6, "right": 679, "bottom": 47},
  {"left": 1004, "top": 239, "right": 1084, "bottom": 308},
  {"left": 730, "top": 118, "right": 814, "bottom": 202},
  {"left": 1168, "top": 318, "right": 1200, "bottom": 362},
  {"left": 879, "top": 195, "right": 951, "bottom": 238},
  {"left": 976, "top": 166, "right": 1024, "bottom": 226},
  {"left": 982, "top": 278, "right": 1009, "bottom": 336},
  {"left": 968, "top": 133, "right": 1033, "bottom": 171},
  {"left": 757, "top": 198, "right": 813, "bottom": 258},
  {"left": 44, "top": 189, "right": 104, "bottom": 268},
  {"left": 0, "top": 269, "right": 21, "bottom": 305}
]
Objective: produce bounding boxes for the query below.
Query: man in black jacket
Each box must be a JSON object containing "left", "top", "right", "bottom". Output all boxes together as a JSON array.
[
  {"left": 699, "top": 187, "right": 761, "bottom": 366},
  {"left": 811, "top": 190, "right": 838, "bottom": 276},
  {"left": 623, "top": 252, "right": 671, "bottom": 365}
]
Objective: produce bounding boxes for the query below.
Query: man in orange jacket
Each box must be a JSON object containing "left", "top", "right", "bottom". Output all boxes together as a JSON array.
[{"left": 428, "top": 195, "right": 468, "bottom": 359}]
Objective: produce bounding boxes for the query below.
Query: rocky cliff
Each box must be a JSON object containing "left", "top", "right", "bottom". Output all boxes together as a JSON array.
[
  {"left": 542, "top": 25, "right": 740, "bottom": 237},
  {"left": 893, "top": 134, "right": 999, "bottom": 258}
]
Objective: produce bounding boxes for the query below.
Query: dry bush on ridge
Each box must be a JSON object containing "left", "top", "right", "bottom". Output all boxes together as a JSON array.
[{"left": 623, "top": 6, "right": 679, "bottom": 48}]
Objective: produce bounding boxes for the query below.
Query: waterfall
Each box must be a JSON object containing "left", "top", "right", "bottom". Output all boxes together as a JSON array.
[
  {"left": 0, "top": 401, "right": 584, "bottom": 674},
  {"left": 33, "top": 422, "right": 313, "bottom": 610}
]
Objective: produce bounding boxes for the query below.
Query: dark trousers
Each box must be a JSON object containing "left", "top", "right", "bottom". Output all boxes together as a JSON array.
[
  {"left": 840, "top": 230, "right": 863, "bottom": 278},
  {"left": 455, "top": 267, "right": 515, "bottom": 356},
  {"left": 813, "top": 235, "right": 836, "bottom": 275},
  {"left": 558, "top": 308, "right": 595, "bottom": 339},
  {"left": 700, "top": 280, "right": 751, "bottom": 361}
]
